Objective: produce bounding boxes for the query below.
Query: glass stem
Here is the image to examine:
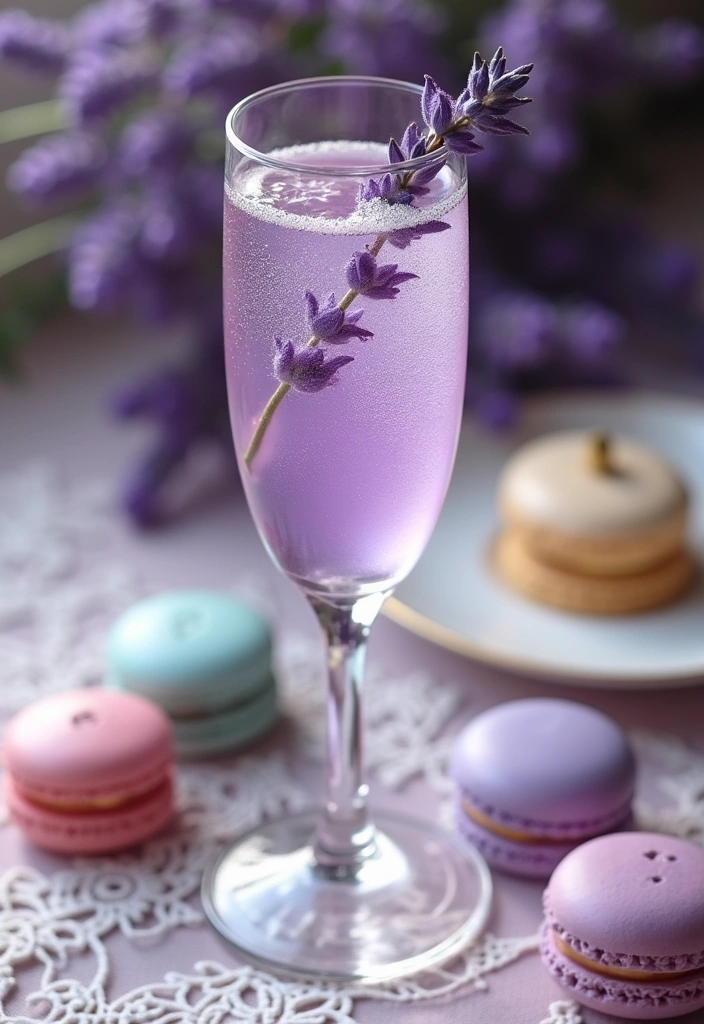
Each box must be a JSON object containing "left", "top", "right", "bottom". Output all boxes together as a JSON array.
[{"left": 308, "top": 590, "right": 389, "bottom": 877}]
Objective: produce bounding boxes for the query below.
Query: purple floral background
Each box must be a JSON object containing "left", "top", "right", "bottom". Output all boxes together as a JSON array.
[{"left": 0, "top": 0, "right": 702, "bottom": 525}]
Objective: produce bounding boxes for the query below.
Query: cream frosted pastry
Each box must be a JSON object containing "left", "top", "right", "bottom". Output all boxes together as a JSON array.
[
  {"left": 498, "top": 431, "right": 688, "bottom": 575},
  {"left": 494, "top": 430, "right": 693, "bottom": 614}
]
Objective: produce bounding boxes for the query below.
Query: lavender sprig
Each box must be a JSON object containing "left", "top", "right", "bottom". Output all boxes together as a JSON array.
[
  {"left": 305, "top": 291, "right": 373, "bottom": 343},
  {"left": 242, "top": 47, "right": 533, "bottom": 469},
  {"left": 358, "top": 46, "right": 533, "bottom": 208},
  {"left": 345, "top": 252, "right": 418, "bottom": 299},
  {"left": 274, "top": 339, "right": 354, "bottom": 393}
]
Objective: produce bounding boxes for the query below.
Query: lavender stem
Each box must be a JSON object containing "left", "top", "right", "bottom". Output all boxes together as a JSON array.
[{"left": 242, "top": 234, "right": 387, "bottom": 468}]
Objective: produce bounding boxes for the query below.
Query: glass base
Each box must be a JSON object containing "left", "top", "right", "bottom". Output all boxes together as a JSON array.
[{"left": 201, "top": 809, "right": 492, "bottom": 984}]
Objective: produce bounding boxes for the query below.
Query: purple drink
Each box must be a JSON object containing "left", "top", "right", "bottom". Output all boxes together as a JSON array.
[{"left": 224, "top": 141, "right": 468, "bottom": 596}]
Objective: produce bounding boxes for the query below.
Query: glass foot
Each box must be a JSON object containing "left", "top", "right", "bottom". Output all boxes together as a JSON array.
[{"left": 201, "top": 809, "right": 492, "bottom": 983}]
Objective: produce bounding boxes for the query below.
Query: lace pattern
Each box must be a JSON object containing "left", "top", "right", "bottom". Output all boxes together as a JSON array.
[
  {"left": 540, "top": 1002, "right": 584, "bottom": 1024},
  {"left": 0, "top": 465, "right": 702, "bottom": 1024},
  {"left": 0, "top": 466, "right": 539, "bottom": 1022}
]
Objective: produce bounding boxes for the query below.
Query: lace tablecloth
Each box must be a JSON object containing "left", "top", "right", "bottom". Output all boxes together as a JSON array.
[{"left": 3, "top": 319, "right": 704, "bottom": 1024}]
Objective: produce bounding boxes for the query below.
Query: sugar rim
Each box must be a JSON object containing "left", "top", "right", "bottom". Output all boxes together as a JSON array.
[{"left": 225, "top": 141, "right": 467, "bottom": 235}]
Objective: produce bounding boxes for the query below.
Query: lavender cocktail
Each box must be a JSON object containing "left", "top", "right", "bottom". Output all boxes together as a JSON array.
[
  {"left": 224, "top": 139, "right": 467, "bottom": 594},
  {"left": 204, "top": 63, "right": 532, "bottom": 982}
]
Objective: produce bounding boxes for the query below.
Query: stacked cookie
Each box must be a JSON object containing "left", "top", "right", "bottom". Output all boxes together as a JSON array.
[{"left": 494, "top": 431, "right": 693, "bottom": 614}]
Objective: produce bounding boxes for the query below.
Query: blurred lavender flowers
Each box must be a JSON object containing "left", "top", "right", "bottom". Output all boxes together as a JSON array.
[
  {"left": 1, "top": 0, "right": 703, "bottom": 519},
  {"left": 462, "top": 0, "right": 704, "bottom": 427},
  {"left": 0, "top": 0, "right": 443, "bottom": 524},
  {"left": 0, "top": 10, "right": 68, "bottom": 72}
]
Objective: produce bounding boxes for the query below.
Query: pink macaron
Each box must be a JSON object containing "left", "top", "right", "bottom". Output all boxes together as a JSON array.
[
  {"left": 541, "top": 831, "right": 704, "bottom": 1019},
  {"left": 3, "top": 688, "right": 174, "bottom": 854}
]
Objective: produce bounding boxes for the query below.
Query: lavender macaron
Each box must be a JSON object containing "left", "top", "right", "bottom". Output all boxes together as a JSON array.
[
  {"left": 451, "top": 698, "right": 635, "bottom": 878},
  {"left": 541, "top": 832, "right": 704, "bottom": 1019}
]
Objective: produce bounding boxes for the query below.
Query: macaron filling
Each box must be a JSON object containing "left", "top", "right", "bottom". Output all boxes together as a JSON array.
[
  {"left": 13, "top": 775, "right": 170, "bottom": 813},
  {"left": 546, "top": 908, "right": 704, "bottom": 974},
  {"left": 552, "top": 932, "right": 704, "bottom": 983},
  {"left": 541, "top": 922, "right": 704, "bottom": 1015},
  {"left": 164, "top": 675, "right": 276, "bottom": 721},
  {"left": 460, "top": 798, "right": 614, "bottom": 845},
  {"left": 458, "top": 788, "right": 632, "bottom": 844}
]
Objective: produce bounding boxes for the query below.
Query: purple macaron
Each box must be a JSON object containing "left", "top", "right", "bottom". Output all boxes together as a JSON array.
[
  {"left": 541, "top": 832, "right": 704, "bottom": 1019},
  {"left": 451, "top": 698, "right": 635, "bottom": 878}
]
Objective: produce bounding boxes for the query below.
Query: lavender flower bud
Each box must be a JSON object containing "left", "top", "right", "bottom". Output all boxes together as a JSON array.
[
  {"left": 68, "top": 203, "right": 140, "bottom": 309},
  {"left": 488, "top": 45, "right": 507, "bottom": 83},
  {"left": 562, "top": 302, "right": 625, "bottom": 364},
  {"left": 305, "top": 291, "right": 343, "bottom": 338},
  {"left": 7, "top": 132, "right": 106, "bottom": 202},
  {"left": 358, "top": 174, "right": 414, "bottom": 206},
  {"left": 0, "top": 10, "right": 68, "bottom": 73},
  {"left": 274, "top": 338, "right": 353, "bottom": 393},
  {"left": 305, "top": 292, "right": 373, "bottom": 343},
  {"left": 456, "top": 47, "right": 532, "bottom": 137},
  {"left": 388, "top": 124, "right": 446, "bottom": 187},
  {"left": 72, "top": 0, "right": 145, "bottom": 49},
  {"left": 143, "top": 0, "right": 183, "bottom": 40},
  {"left": 388, "top": 139, "right": 405, "bottom": 164},
  {"left": 421, "top": 75, "right": 455, "bottom": 135},
  {"left": 60, "top": 50, "right": 157, "bottom": 124},
  {"left": 139, "top": 190, "right": 193, "bottom": 262},
  {"left": 467, "top": 51, "right": 490, "bottom": 102},
  {"left": 74, "top": 0, "right": 181, "bottom": 48},
  {"left": 400, "top": 122, "right": 427, "bottom": 160},
  {"left": 443, "top": 128, "right": 484, "bottom": 155},
  {"left": 163, "top": 29, "right": 261, "bottom": 98},
  {"left": 345, "top": 252, "right": 418, "bottom": 300},
  {"left": 118, "top": 112, "right": 193, "bottom": 177}
]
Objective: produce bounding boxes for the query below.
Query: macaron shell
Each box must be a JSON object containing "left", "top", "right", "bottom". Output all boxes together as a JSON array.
[
  {"left": 541, "top": 921, "right": 704, "bottom": 1020},
  {"left": 454, "top": 800, "right": 572, "bottom": 878},
  {"left": 107, "top": 591, "right": 273, "bottom": 714},
  {"left": 172, "top": 682, "right": 278, "bottom": 759},
  {"left": 4, "top": 689, "right": 172, "bottom": 804},
  {"left": 452, "top": 699, "right": 635, "bottom": 829},
  {"left": 546, "top": 833, "right": 704, "bottom": 959},
  {"left": 5, "top": 775, "right": 174, "bottom": 855}
]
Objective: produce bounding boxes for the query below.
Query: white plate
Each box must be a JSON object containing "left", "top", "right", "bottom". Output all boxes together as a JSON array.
[{"left": 386, "top": 392, "right": 704, "bottom": 687}]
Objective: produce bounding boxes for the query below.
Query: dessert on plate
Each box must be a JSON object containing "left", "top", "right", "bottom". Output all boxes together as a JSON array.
[{"left": 494, "top": 430, "right": 694, "bottom": 614}]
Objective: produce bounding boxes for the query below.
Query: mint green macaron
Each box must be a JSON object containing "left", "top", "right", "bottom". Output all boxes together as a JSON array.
[{"left": 106, "top": 591, "right": 277, "bottom": 758}]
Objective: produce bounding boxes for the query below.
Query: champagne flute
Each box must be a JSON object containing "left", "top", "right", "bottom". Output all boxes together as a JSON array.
[{"left": 202, "top": 75, "right": 492, "bottom": 983}]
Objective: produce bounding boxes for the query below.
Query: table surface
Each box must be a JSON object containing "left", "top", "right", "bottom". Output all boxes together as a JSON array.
[{"left": 3, "top": 312, "right": 704, "bottom": 1024}]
